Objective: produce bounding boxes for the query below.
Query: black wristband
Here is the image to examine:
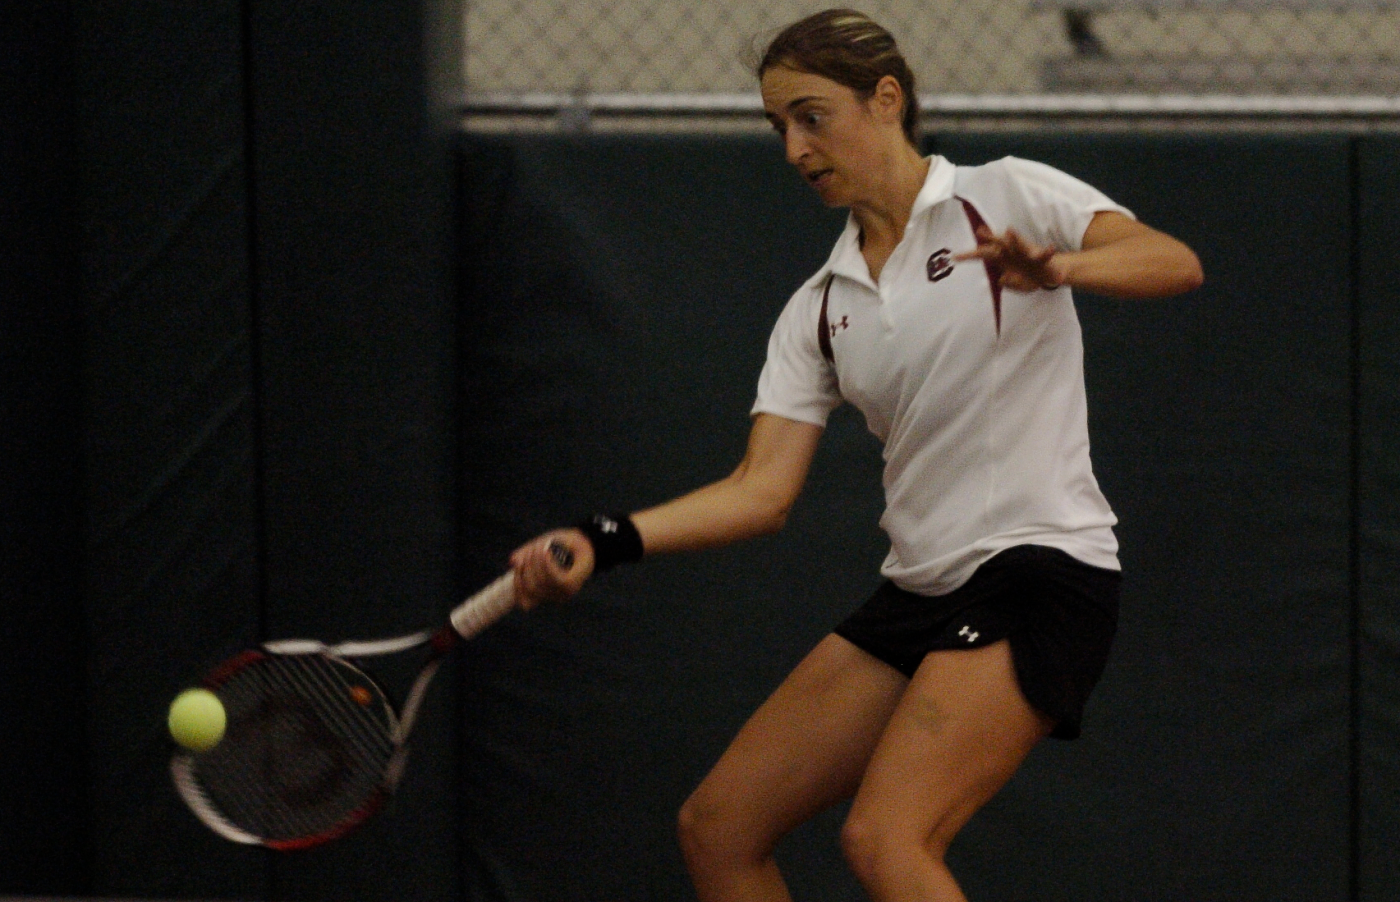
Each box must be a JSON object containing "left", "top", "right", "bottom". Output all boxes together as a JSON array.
[{"left": 575, "top": 513, "right": 644, "bottom": 573}]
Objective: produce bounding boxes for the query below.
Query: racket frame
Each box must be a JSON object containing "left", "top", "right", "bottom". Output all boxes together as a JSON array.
[{"left": 171, "top": 564, "right": 535, "bottom": 849}]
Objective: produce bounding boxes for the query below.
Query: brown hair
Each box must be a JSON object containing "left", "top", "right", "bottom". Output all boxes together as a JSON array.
[{"left": 754, "top": 9, "right": 919, "bottom": 146}]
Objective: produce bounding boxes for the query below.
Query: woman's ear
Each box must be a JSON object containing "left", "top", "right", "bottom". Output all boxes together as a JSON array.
[{"left": 870, "top": 74, "right": 905, "bottom": 126}]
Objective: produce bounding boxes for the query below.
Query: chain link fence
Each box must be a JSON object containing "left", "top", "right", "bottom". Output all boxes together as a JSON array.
[{"left": 461, "top": 1, "right": 1400, "bottom": 128}]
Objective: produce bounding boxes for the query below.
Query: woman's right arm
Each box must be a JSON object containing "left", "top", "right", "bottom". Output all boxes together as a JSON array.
[{"left": 510, "top": 412, "right": 824, "bottom": 607}]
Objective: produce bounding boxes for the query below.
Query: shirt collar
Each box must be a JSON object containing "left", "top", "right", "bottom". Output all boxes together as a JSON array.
[
  {"left": 804, "top": 155, "right": 957, "bottom": 291},
  {"left": 909, "top": 154, "right": 957, "bottom": 219}
]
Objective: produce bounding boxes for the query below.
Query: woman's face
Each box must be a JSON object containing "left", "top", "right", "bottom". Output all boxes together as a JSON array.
[{"left": 760, "top": 66, "right": 896, "bottom": 207}]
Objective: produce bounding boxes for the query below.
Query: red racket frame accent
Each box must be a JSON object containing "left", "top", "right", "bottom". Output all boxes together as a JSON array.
[
  {"left": 266, "top": 788, "right": 392, "bottom": 851},
  {"left": 203, "top": 649, "right": 267, "bottom": 690}
]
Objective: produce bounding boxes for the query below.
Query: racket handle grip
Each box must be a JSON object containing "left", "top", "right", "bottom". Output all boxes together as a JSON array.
[
  {"left": 449, "top": 541, "right": 574, "bottom": 640},
  {"left": 449, "top": 572, "right": 517, "bottom": 639}
]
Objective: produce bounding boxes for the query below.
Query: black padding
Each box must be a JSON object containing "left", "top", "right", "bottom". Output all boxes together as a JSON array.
[
  {"left": 245, "top": 3, "right": 462, "bottom": 899},
  {"left": 455, "top": 132, "right": 1356, "bottom": 901},
  {"left": 936, "top": 133, "right": 1352, "bottom": 901},
  {"left": 457, "top": 134, "right": 880, "bottom": 901},
  {"left": 71, "top": 0, "right": 266, "bottom": 896},
  {"left": 1357, "top": 135, "right": 1400, "bottom": 902},
  {"left": 0, "top": 4, "right": 89, "bottom": 895}
]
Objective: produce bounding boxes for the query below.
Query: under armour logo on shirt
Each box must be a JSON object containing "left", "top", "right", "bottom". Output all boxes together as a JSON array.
[
  {"left": 958, "top": 625, "right": 979, "bottom": 643},
  {"left": 828, "top": 316, "right": 849, "bottom": 337}
]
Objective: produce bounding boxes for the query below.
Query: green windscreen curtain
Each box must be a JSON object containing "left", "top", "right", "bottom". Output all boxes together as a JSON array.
[
  {"left": 1, "top": 4, "right": 88, "bottom": 894},
  {"left": 456, "top": 132, "right": 1358, "bottom": 902},
  {"left": 1358, "top": 135, "right": 1400, "bottom": 902},
  {"left": 246, "top": 4, "right": 460, "bottom": 898},
  {"left": 936, "top": 133, "right": 1352, "bottom": 901},
  {"left": 456, "top": 134, "right": 883, "bottom": 902},
  {"left": 74, "top": 2, "right": 264, "bottom": 896},
  {"left": 66, "top": 3, "right": 462, "bottom": 900}
]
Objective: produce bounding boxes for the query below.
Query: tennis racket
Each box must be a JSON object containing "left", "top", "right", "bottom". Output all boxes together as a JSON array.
[{"left": 170, "top": 541, "right": 572, "bottom": 850}]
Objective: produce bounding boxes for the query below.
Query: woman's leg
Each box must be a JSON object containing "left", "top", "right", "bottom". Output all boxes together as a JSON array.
[
  {"left": 840, "top": 639, "right": 1054, "bottom": 902},
  {"left": 678, "top": 633, "right": 910, "bottom": 902}
]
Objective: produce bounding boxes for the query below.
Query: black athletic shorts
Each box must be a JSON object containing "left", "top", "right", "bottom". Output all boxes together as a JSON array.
[{"left": 833, "top": 544, "right": 1121, "bottom": 740}]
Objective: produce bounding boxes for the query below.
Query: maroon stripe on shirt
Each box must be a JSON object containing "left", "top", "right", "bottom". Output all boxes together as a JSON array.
[
  {"left": 956, "top": 197, "right": 1003, "bottom": 335},
  {"left": 817, "top": 272, "right": 835, "bottom": 362}
]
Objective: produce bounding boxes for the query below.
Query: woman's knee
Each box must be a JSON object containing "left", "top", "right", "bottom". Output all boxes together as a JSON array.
[
  {"left": 840, "top": 811, "right": 946, "bottom": 888},
  {"left": 841, "top": 812, "right": 887, "bottom": 884},
  {"left": 675, "top": 789, "right": 715, "bottom": 859},
  {"left": 677, "top": 785, "right": 769, "bottom": 868}
]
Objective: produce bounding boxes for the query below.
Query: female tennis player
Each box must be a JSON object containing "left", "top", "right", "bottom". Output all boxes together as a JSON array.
[{"left": 510, "top": 9, "right": 1203, "bottom": 901}]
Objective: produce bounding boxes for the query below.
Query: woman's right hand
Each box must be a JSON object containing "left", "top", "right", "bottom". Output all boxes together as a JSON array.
[{"left": 509, "top": 529, "right": 596, "bottom": 610}]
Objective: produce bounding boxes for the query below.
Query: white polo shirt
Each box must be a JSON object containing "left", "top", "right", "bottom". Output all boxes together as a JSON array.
[{"left": 752, "top": 155, "right": 1130, "bottom": 596}]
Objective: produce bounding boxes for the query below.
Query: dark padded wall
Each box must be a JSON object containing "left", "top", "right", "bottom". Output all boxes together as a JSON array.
[
  {"left": 72, "top": 1, "right": 265, "bottom": 897},
  {"left": 0, "top": 4, "right": 89, "bottom": 894},
  {"left": 457, "top": 133, "right": 1356, "bottom": 902},
  {"left": 456, "top": 135, "right": 881, "bottom": 902},
  {"left": 1358, "top": 135, "right": 1400, "bottom": 902},
  {"left": 245, "top": 3, "right": 462, "bottom": 899},
  {"left": 41, "top": 2, "right": 463, "bottom": 899},
  {"left": 934, "top": 135, "right": 1353, "bottom": 901}
]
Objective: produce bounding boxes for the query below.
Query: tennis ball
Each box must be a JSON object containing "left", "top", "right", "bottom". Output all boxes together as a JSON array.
[{"left": 168, "top": 688, "right": 226, "bottom": 752}]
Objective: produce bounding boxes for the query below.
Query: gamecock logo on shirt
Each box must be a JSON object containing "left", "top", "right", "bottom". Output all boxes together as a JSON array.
[{"left": 926, "top": 248, "right": 954, "bottom": 282}]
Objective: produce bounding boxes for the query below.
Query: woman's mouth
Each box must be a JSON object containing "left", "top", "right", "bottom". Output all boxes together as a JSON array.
[{"left": 807, "top": 168, "right": 834, "bottom": 187}]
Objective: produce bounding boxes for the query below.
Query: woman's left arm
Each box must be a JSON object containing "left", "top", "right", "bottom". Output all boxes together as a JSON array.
[{"left": 960, "top": 211, "right": 1204, "bottom": 299}]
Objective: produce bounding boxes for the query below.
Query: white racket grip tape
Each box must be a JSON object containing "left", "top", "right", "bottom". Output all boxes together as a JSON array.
[{"left": 449, "top": 571, "right": 517, "bottom": 639}]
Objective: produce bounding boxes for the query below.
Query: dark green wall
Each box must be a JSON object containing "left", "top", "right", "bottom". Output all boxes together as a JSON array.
[
  {"left": 455, "top": 135, "right": 878, "bottom": 902},
  {"left": 453, "top": 132, "right": 1396, "bottom": 902},
  {"left": 73, "top": 3, "right": 262, "bottom": 895},
  {"left": 936, "top": 134, "right": 1354, "bottom": 900},
  {"left": 1358, "top": 136, "right": 1400, "bottom": 902},
  {"left": 0, "top": 4, "right": 89, "bottom": 893},
  {"left": 3, "top": 2, "right": 462, "bottom": 900},
  {"left": 245, "top": 5, "right": 462, "bottom": 900}
]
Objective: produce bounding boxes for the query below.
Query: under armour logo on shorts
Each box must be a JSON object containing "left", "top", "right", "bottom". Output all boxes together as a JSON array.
[{"left": 958, "top": 625, "right": 979, "bottom": 643}]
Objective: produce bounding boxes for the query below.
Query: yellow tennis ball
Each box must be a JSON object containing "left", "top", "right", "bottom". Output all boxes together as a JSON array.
[{"left": 168, "top": 688, "right": 226, "bottom": 752}]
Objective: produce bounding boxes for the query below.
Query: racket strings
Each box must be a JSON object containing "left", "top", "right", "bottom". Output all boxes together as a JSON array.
[
  {"left": 267, "top": 656, "right": 392, "bottom": 773},
  {"left": 195, "top": 654, "right": 397, "bottom": 842}
]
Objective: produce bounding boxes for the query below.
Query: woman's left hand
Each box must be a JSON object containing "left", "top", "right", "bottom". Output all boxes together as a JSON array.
[
  {"left": 957, "top": 212, "right": 1203, "bottom": 299},
  {"left": 956, "top": 225, "right": 1067, "bottom": 292}
]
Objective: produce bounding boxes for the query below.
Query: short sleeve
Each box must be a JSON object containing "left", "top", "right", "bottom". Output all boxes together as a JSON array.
[
  {"left": 750, "top": 282, "right": 843, "bottom": 427},
  {"left": 995, "top": 157, "right": 1135, "bottom": 252}
]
